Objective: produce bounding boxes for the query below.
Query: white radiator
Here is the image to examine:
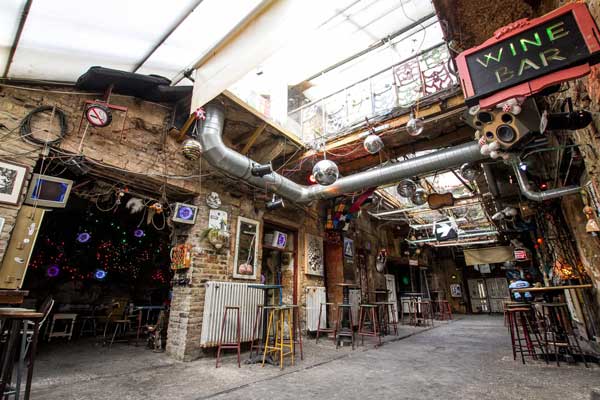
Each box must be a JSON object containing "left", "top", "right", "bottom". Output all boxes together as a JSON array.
[
  {"left": 200, "top": 281, "right": 264, "bottom": 347},
  {"left": 305, "top": 286, "right": 326, "bottom": 331}
]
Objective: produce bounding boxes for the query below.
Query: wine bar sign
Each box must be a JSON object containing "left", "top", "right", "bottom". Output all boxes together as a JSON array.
[{"left": 457, "top": 3, "right": 600, "bottom": 107}]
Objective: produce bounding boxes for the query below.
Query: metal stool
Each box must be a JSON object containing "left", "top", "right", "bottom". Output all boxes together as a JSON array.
[
  {"left": 249, "top": 304, "right": 264, "bottom": 359},
  {"left": 435, "top": 300, "right": 453, "bottom": 321},
  {"left": 262, "top": 306, "right": 294, "bottom": 370},
  {"left": 416, "top": 300, "right": 434, "bottom": 327},
  {"left": 507, "top": 306, "right": 547, "bottom": 364},
  {"left": 315, "top": 303, "right": 335, "bottom": 344},
  {"left": 335, "top": 304, "right": 355, "bottom": 349},
  {"left": 358, "top": 304, "right": 381, "bottom": 347},
  {"left": 216, "top": 306, "right": 241, "bottom": 368},
  {"left": 541, "top": 303, "right": 588, "bottom": 367},
  {"left": 400, "top": 299, "right": 417, "bottom": 326}
]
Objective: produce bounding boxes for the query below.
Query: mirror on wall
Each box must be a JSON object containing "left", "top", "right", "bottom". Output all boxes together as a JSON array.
[{"left": 233, "top": 216, "right": 260, "bottom": 280}]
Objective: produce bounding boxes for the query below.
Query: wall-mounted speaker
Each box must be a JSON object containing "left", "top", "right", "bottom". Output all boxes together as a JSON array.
[{"left": 464, "top": 99, "right": 540, "bottom": 149}]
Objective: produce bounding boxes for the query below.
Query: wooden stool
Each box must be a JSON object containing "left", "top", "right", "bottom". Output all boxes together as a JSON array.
[
  {"left": 435, "top": 300, "right": 453, "bottom": 321},
  {"left": 335, "top": 304, "right": 355, "bottom": 349},
  {"left": 385, "top": 302, "right": 399, "bottom": 335},
  {"left": 507, "top": 306, "right": 547, "bottom": 364},
  {"left": 541, "top": 303, "right": 588, "bottom": 367},
  {"left": 216, "top": 306, "right": 241, "bottom": 368},
  {"left": 358, "top": 304, "right": 381, "bottom": 347},
  {"left": 262, "top": 306, "right": 294, "bottom": 370},
  {"left": 400, "top": 299, "right": 417, "bottom": 326},
  {"left": 249, "top": 304, "right": 264, "bottom": 359},
  {"left": 315, "top": 303, "right": 335, "bottom": 344}
]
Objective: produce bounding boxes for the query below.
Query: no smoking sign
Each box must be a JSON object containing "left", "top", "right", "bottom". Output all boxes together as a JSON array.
[{"left": 85, "top": 103, "right": 112, "bottom": 127}]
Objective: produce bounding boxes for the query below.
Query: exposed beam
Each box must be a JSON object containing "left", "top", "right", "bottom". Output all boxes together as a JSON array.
[
  {"left": 241, "top": 123, "right": 267, "bottom": 155},
  {"left": 253, "top": 140, "right": 285, "bottom": 164},
  {"left": 133, "top": 0, "right": 205, "bottom": 73},
  {"left": 3, "top": 0, "right": 33, "bottom": 78}
]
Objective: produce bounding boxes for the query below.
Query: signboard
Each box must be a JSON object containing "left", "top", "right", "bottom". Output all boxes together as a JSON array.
[
  {"left": 408, "top": 259, "right": 418, "bottom": 267},
  {"left": 435, "top": 219, "right": 458, "bottom": 242},
  {"left": 514, "top": 248, "right": 529, "bottom": 261},
  {"left": 456, "top": 3, "right": 600, "bottom": 106},
  {"left": 450, "top": 283, "right": 462, "bottom": 298}
]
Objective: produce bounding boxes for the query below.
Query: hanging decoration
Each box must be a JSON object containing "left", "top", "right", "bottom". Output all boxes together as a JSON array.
[
  {"left": 206, "top": 192, "right": 221, "bottom": 209},
  {"left": 125, "top": 198, "right": 145, "bottom": 214},
  {"left": 410, "top": 188, "right": 428, "bottom": 206},
  {"left": 312, "top": 159, "right": 339, "bottom": 186},
  {"left": 76, "top": 232, "right": 91, "bottom": 243},
  {"left": 182, "top": 138, "right": 203, "bottom": 161},
  {"left": 406, "top": 112, "right": 424, "bottom": 136},
  {"left": 376, "top": 249, "right": 387, "bottom": 273},
  {"left": 459, "top": 163, "right": 481, "bottom": 181},
  {"left": 363, "top": 134, "right": 384, "bottom": 154},
  {"left": 46, "top": 265, "right": 60, "bottom": 278},
  {"left": 133, "top": 229, "right": 145, "bottom": 238},
  {"left": 397, "top": 179, "right": 417, "bottom": 198},
  {"left": 94, "top": 269, "right": 107, "bottom": 280}
]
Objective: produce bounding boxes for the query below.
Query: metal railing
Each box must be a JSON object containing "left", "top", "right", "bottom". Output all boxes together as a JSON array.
[{"left": 288, "top": 42, "right": 457, "bottom": 145}]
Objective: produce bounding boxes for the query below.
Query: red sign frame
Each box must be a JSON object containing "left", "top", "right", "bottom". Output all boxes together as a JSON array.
[{"left": 456, "top": 3, "right": 600, "bottom": 108}]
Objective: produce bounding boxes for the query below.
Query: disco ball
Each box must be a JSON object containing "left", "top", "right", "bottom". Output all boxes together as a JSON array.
[
  {"left": 182, "top": 139, "right": 203, "bottom": 161},
  {"left": 363, "top": 134, "right": 384, "bottom": 154},
  {"left": 460, "top": 163, "right": 481, "bottom": 181},
  {"left": 312, "top": 159, "right": 339, "bottom": 186},
  {"left": 406, "top": 113, "right": 424, "bottom": 136},
  {"left": 397, "top": 179, "right": 417, "bottom": 198},
  {"left": 410, "top": 188, "right": 428, "bottom": 206}
]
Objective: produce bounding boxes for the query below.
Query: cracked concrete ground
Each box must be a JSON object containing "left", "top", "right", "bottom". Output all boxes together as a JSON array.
[{"left": 30, "top": 316, "right": 598, "bottom": 400}]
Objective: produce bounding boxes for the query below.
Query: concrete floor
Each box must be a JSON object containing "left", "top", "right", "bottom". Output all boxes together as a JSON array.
[{"left": 30, "top": 316, "right": 598, "bottom": 400}]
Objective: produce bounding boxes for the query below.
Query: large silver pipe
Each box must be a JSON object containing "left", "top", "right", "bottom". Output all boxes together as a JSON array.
[
  {"left": 200, "top": 104, "right": 488, "bottom": 203},
  {"left": 512, "top": 161, "right": 580, "bottom": 201}
]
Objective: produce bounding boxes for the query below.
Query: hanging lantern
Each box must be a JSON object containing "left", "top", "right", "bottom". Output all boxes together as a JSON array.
[
  {"left": 406, "top": 113, "right": 424, "bottom": 136},
  {"left": 182, "top": 139, "right": 203, "bottom": 161},
  {"left": 397, "top": 179, "right": 417, "bottom": 198},
  {"left": 411, "top": 188, "right": 428, "bottom": 206},
  {"left": 312, "top": 159, "right": 339, "bottom": 186},
  {"left": 363, "top": 134, "right": 384, "bottom": 154},
  {"left": 459, "top": 163, "right": 481, "bottom": 181}
]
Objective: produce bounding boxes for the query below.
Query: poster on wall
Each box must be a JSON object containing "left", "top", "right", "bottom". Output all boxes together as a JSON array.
[
  {"left": 343, "top": 237, "right": 354, "bottom": 259},
  {"left": 208, "top": 209, "right": 227, "bottom": 230},
  {"left": 450, "top": 283, "right": 462, "bottom": 298},
  {"left": 305, "top": 234, "right": 324, "bottom": 277},
  {"left": 0, "top": 160, "right": 28, "bottom": 205}
]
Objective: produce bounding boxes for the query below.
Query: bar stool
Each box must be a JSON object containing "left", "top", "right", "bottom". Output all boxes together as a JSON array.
[
  {"left": 315, "top": 303, "right": 335, "bottom": 344},
  {"left": 335, "top": 304, "right": 355, "bottom": 349},
  {"left": 216, "top": 306, "right": 241, "bottom": 368},
  {"left": 400, "top": 298, "right": 417, "bottom": 326},
  {"left": 262, "top": 306, "right": 294, "bottom": 370},
  {"left": 541, "top": 303, "right": 588, "bottom": 367},
  {"left": 288, "top": 305, "right": 304, "bottom": 361},
  {"left": 385, "top": 302, "right": 399, "bottom": 335},
  {"left": 507, "top": 306, "right": 547, "bottom": 364},
  {"left": 417, "top": 300, "right": 434, "bottom": 327},
  {"left": 435, "top": 300, "right": 453, "bottom": 321},
  {"left": 358, "top": 304, "right": 381, "bottom": 347},
  {"left": 249, "top": 304, "right": 264, "bottom": 359},
  {"left": 0, "top": 309, "right": 44, "bottom": 400}
]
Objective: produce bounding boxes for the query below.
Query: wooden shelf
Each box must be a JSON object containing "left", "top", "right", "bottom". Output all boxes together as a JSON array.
[{"left": 262, "top": 244, "right": 295, "bottom": 253}]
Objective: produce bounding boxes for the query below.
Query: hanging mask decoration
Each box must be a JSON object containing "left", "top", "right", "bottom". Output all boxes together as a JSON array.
[
  {"left": 147, "top": 202, "right": 163, "bottom": 225},
  {"left": 125, "top": 198, "right": 145, "bottom": 214},
  {"left": 376, "top": 249, "right": 387, "bottom": 273}
]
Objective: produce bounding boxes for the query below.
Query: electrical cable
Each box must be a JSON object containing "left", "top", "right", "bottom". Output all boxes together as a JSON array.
[{"left": 19, "top": 105, "right": 68, "bottom": 146}]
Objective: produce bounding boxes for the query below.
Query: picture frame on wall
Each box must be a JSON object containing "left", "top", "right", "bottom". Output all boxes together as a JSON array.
[
  {"left": 232, "top": 216, "right": 260, "bottom": 280},
  {"left": 0, "top": 160, "right": 28, "bottom": 206},
  {"left": 305, "top": 233, "right": 324, "bottom": 277}
]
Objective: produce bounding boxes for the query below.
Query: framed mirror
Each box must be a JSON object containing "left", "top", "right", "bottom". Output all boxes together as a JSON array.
[{"left": 233, "top": 216, "right": 260, "bottom": 280}]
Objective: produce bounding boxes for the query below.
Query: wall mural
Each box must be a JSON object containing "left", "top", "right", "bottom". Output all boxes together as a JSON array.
[{"left": 305, "top": 233, "right": 324, "bottom": 277}]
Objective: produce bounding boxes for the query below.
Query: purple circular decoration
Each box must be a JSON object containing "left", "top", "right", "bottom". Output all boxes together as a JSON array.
[
  {"left": 177, "top": 206, "right": 193, "bottom": 220},
  {"left": 134, "top": 229, "right": 145, "bottom": 238},
  {"left": 46, "top": 265, "right": 60, "bottom": 278},
  {"left": 77, "top": 232, "right": 91, "bottom": 243}
]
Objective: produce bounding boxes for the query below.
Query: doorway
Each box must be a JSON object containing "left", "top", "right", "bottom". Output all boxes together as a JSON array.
[{"left": 261, "top": 222, "right": 298, "bottom": 305}]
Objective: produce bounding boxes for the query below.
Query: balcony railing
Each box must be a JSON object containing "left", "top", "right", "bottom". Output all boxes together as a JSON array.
[{"left": 288, "top": 43, "right": 457, "bottom": 145}]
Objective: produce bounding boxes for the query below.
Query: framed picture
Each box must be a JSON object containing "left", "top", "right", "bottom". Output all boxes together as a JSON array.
[
  {"left": 232, "top": 216, "right": 260, "bottom": 280},
  {"left": 343, "top": 237, "right": 354, "bottom": 258},
  {"left": 0, "top": 160, "right": 28, "bottom": 206},
  {"left": 450, "top": 283, "right": 462, "bottom": 298},
  {"left": 305, "top": 233, "right": 324, "bottom": 277}
]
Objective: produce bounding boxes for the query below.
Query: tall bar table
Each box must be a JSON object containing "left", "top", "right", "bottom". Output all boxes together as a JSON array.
[
  {"left": 335, "top": 283, "right": 359, "bottom": 348},
  {"left": 247, "top": 284, "right": 282, "bottom": 364}
]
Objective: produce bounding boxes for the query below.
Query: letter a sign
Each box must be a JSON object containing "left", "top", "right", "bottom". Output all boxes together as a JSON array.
[{"left": 435, "top": 219, "right": 457, "bottom": 242}]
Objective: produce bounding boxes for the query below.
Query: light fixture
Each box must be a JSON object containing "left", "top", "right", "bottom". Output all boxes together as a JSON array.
[
  {"left": 519, "top": 162, "right": 527, "bottom": 171},
  {"left": 397, "top": 179, "right": 417, "bottom": 198},
  {"left": 410, "top": 188, "right": 428, "bottom": 206},
  {"left": 251, "top": 162, "right": 273, "bottom": 177},
  {"left": 406, "top": 112, "right": 424, "bottom": 136},
  {"left": 266, "top": 194, "right": 285, "bottom": 210},
  {"left": 312, "top": 159, "right": 339, "bottom": 186},
  {"left": 308, "top": 174, "right": 317, "bottom": 184},
  {"left": 363, "top": 134, "right": 384, "bottom": 154},
  {"left": 502, "top": 207, "right": 518, "bottom": 217},
  {"left": 459, "top": 163, "right": 481, "bottom": 181},
  {"left": 492, "top": 211, "right": 505, "bottom": 221},
  {"left": 94, "top": 269, "right": 107, "bottom": 281}
]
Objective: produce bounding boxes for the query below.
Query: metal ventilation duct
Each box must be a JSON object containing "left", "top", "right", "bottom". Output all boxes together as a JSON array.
[
  {"left": 512, "top": 162, "right": 580, "bottom": 202},
  {"left": 199, "top": 104, "right": 488, "bottom": 203}
]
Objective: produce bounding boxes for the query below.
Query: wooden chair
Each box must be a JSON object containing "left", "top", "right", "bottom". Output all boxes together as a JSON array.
[{"left": 103, "top": 302, "right": 132, "bottom": 348}]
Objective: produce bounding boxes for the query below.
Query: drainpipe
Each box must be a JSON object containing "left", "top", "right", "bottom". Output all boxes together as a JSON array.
[
  {"left": 512, "top": 161, "right": 580, "bottom": 202},
  {"left": 200, "top": 104, "right": 488, "bottom": 203}
]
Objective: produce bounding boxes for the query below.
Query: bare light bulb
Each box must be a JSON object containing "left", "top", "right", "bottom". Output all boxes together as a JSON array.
[{"left": 406, "top": 113, "right": 424, "bottom": 136}]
